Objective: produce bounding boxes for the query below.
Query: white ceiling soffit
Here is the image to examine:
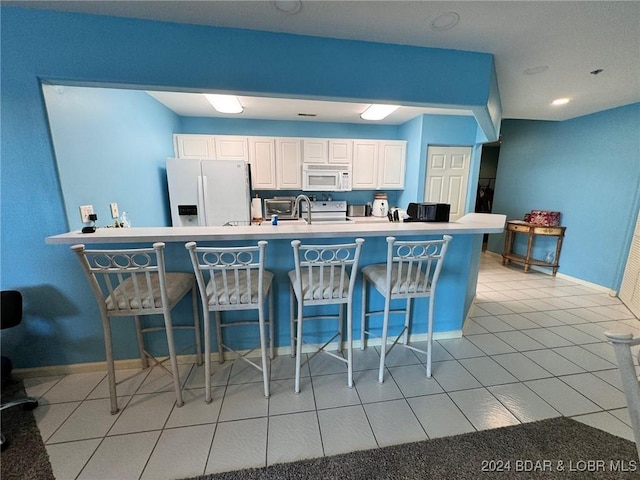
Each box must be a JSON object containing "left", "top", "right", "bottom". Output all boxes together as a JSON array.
[
  {"left": 8, "top": 1, "right": 640, "bottom": 121},
  {"left": 145, "top": 91, "right": 473, "bottom": 124}
]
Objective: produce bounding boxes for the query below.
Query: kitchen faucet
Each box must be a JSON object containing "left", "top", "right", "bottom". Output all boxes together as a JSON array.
[{"left": 295, "top": 194, "right": 312, "bottom": 225}]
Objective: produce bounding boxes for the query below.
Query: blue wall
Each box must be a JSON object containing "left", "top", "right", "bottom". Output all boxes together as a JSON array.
[
  {"left": 43, "top": 85, "right": 180, "bottom": 230},
  {"left": 487, "top": 104, "right": 640, "bottom": 290},
  {"left": 1, "top": 7, "right": 496, "bottom": 369}
]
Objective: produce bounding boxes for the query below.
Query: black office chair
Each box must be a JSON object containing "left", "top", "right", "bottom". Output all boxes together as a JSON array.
[{"left": 1, "top": 290, "right": 39, "bottom": 451}]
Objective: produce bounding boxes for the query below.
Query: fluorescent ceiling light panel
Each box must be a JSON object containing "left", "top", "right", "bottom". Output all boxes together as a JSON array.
[
  {"left": 551, "top": 97, "right": 570, "bottom": 106},
  {"left": 360, "top": 104, "right": 400, "bottom": 121},
  {"left": 204, "top": 94, "right": 244, "bottom": 114}
]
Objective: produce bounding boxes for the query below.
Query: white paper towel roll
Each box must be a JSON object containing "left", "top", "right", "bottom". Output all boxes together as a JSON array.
[{"left": 251, "top": 197, "right": 263, "bottom": 220}]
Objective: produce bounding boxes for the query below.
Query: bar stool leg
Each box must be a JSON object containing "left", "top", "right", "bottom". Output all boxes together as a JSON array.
[
  {"left": 360, "top": 278, "right": 367, "bottom": 350},
  {"left": 289, "top": 283, "right": 296, "bottom": 358},
  {"left": 163, "top": 308, "right": 184, "bottom": 408},
  {"left": 102, "top": 315, "right": 119, "bottom": 414},
  {"left": 403, "top": 299, "right": 412, "bottom": 345},
  {"left": 134, "top": 315, "right": 149, "bottom": 369},
  {"left": 426, "top": 295, "right": 435, "bottom": 378},
  {"left": 204, "top": 310, "right": 213, "bottom": 404},
  {"left": 215, "top": 311, "right": 224, "bottom": 364},
  {"left": 258, "top": 302, "right": 270, "bottom": 398},
  {"left": 346, "top": 301, "right": 353, "bottom": 388},
  {"left": 378, "top": 295, "right": 391, "bottom": 384},
  {"left": 268, "top": 291, "right": 274, "bottom": 359},
  {"left": 294, "top": 298, "right": 304, "bottom": 394},
  {"left": 191, "top": 285, "right": 203, "bottom": 366},
  {"left": 337, "top": 303, "right": 344, "bottom": 353}
]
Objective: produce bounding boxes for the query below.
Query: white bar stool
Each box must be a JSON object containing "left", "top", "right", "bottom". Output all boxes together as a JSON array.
[
  {"left": 72, "top": 242, "right": 202, "bottom": 414},
  {"left": 186, "top": 241, "right": 273, "bottom": 402},
  {"left": 289, "top": 238, "right": 365, "bottom": 393},
  {"left": 360, "top": 235, "right": 451, "bottom": 383}
]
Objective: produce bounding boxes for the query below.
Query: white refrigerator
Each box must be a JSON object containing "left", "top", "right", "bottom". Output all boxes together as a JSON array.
[{"left": 166, "top": 158, "right": 251, "bottom": 226}]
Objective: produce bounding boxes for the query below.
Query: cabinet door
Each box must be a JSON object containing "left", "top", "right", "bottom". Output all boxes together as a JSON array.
[
  {"left": 352, "top": 140, "right": 378, "bottom": 189},
  {"left": 328, "top": 139, "right": 352, "bottom": 164},
  {"left": 378, "top": 141, "right": 406, "bottom": 189},
  {"left": 302, "top": 138, "right": 328, "bottom": 164},
  {"left": 276, "top": 138, "right": 302, "bottom": 189},
  {"left": 214, "top": 136, "right": 249, "bottom": 161},
  {"left": 174, "top": 134, "right": 216, "bottom": 159},
  {"left": 248, "top": 137, "right": 276, "bottom": 190}
]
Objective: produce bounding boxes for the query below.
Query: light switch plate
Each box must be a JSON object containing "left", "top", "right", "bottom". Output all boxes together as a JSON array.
[
  {"left": 110, "top": 203, "right": 119, "bottom": 219},
  {"left": 79, "top": 205, "right": 94, "bottom": 223}
]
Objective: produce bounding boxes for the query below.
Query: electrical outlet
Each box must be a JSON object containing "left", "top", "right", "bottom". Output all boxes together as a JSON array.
[
  {"left": 110, "top": 202, "right": 119, "bottom": 219},
  {"left": 79, "top": 205, "right": 94, "bottom": 223}
]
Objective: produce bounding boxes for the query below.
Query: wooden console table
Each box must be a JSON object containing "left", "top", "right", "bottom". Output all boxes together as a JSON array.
[{"left": 502, "top": 220, "right": 566, "bottom": 275}]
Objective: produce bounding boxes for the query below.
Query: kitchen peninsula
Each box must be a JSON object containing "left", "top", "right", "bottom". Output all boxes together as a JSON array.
[{"left": 47, "top": 213, "right": 505, "bottom": 352}]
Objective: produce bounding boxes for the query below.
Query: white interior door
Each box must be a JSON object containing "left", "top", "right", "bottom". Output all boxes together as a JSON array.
[{"left": 424, "top": 146, "right": 471, "bottom": 221}]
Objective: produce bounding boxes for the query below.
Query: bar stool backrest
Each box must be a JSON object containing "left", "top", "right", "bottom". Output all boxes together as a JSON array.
[
  {"left": 383, "top": 235, "right": 451, "bottom": 298},
  {"left": 291, "top": 238, "right": 364, "bottom": 303},
  {"left": 72, "top": 242, "right": 173, "bottom": 315},
  {"left": 186, "top": 241, "right": 268, "bottom": 309}
]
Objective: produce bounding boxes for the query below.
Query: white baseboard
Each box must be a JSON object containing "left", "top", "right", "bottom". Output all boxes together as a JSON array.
[
  {"left": 483, "top": 251, "right": 616, "bottom": 296},
  {"left": 13, "top": 330, "right": 462, "bottom": 379}
]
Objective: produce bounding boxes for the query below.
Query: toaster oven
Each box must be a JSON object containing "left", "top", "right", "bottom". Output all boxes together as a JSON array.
[{"left": 264, "top": 197, "right": 297, "bottom": 220}]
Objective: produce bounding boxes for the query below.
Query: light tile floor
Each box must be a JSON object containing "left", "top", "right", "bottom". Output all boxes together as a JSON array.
[{"left": 24, "top": 253, "right": 639, "bottom": 480}]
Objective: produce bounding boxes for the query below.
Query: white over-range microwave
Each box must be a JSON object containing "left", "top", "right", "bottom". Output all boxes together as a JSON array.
[{"left": 302, "top": 164, "right": 352, "bottom": 192}]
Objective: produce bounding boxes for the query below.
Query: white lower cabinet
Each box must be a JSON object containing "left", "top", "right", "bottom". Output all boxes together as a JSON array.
[
  {"left": 352, "top": 140, "right": 406, "bottom": 190},
  {"left": 249, "top": 137, "right": 301, "bottom": 190}
]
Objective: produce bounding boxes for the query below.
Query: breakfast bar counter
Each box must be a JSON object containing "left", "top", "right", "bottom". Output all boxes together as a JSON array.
[
  {"left": 45, "top": 213, "right": 506, "bottom": 244},
  {"left": 46, "top": 213, "right": 506, "bottom": 353}
]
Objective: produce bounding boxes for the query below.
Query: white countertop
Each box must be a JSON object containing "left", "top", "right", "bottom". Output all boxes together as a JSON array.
[{"left": 45, "top": 213, "right": 506, "bottom": 245}]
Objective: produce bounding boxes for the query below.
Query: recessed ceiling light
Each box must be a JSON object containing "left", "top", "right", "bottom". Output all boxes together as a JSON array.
[
  {"left": 551, "top": 98, "right": 571, "bottom": 106},
  {"left": 360, "top": 104, "right": 400, "bottom": 121},
  {"left": 430, "top": 12, "right": 460, "bottom": 31},
  {"left": 271, "top": 0, "right": 302, "bottom": 15},
  {"left": 204, "top": 94, "right": 244, "bottom": 114},
  {"left": 524, "top": 65, "right": 549, "bottom": 75}
]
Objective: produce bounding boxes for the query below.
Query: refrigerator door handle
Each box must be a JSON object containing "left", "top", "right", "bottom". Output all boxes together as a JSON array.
[{"left": 198, "top": 175, "right": 207, "bottom": 226}]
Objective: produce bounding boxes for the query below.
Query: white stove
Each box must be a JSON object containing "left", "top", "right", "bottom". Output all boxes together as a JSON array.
[{"left": 300, "top": 200, "right": 354, "bottom": 224}]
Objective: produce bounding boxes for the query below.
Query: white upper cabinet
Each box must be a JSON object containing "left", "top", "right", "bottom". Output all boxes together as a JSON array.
[
  {"left": 276, "top": 138, "right": 302, "bottom": 189},
  {"left": 303, "top": 138, "right": 353, "bottom": 164},
  {"left": 249, "top": 137, "right": 301, "bottom": 190},
  {"left": 328, "top": 139, "right": 353, "bottom": 164},
  {"left": 302, "top": 138, "right": 328, "bottom": 164},
  {"left": 352, "top": 140, "right": 406, "bottom": 190},
  {"left": 352, "top": 140, "right": 379, "bottom": 189},
  {"left": 174, "top": 134, "right": 216, "bottom": 159},
  {"left": 175, "top": 134, "right": 403, "bottom": 191},
  {"left": 378, "top": 141, "right": 406, "bottom": 189},
  {"left": 248, "top": 137, "right": 277, "bottom": 189},
  {"left": 214, "top": 136, "right": 249, "bottom": 161}
]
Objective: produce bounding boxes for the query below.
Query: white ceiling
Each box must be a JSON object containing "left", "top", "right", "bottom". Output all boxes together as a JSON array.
[{"left": 9, "top": 1, "right": 640, "bottom": 123}]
